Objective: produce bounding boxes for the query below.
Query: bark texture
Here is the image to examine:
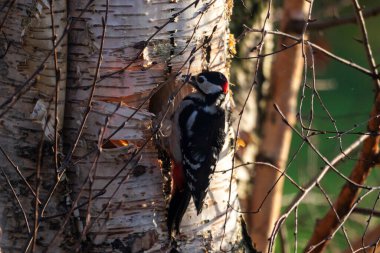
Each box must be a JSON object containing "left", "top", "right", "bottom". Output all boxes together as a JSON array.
[
  {"left": 62, "top": 0, "right": 240, "bottom": 252},
  {"left": 0, "top": 0, "right": 67, "bottom": 252},
  {"left": 0, "top": 1, "right": 239, "bottom": 252}
]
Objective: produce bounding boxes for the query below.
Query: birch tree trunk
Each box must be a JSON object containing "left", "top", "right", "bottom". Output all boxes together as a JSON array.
[
  {"left": 60, "top": 0, "right": 240, "bottom": 252},
  {"left": 0, "top": 0, "right": 67, "bottom": 252},
  {"left": 0, "top": 0, "right": 240, "bottom": 252}
]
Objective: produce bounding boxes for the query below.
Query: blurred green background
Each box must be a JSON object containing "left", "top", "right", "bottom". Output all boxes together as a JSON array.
[{"left": 231, "top": 0, "right": 380, "bottom": 252}]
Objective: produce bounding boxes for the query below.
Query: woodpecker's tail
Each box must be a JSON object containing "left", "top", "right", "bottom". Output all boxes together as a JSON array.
[{"left": 167, "top": 187, "right": 191, "bottom": 237}]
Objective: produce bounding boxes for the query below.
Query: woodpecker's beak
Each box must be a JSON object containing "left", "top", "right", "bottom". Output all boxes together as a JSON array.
[
  {"left": 188, "top": 75, "right": 200, "bottom": 91},
  {"left": 181, "top": 74, "right": 201, "bottom": 93},
  {"left": 181, "top": 75, "right": 197, "bottom": 87},
  {"left": 189, "top": 75, "right": 196, "bottom": 85}
]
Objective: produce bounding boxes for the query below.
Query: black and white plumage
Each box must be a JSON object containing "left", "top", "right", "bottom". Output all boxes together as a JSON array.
[{"left": 167, "top": 71, "right": 231, "bottom": 236}]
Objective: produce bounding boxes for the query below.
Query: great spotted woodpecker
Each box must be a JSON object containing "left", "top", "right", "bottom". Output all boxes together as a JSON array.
[{"left": 167, "top": 71, "right": 231, "bottom": 236}]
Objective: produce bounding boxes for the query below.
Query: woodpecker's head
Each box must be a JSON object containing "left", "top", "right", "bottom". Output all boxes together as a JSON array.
[{"left": 189, "top": 71, "right": 229, "bottom": 96}]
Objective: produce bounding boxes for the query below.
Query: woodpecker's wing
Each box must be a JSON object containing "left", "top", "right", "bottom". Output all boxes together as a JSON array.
[{"left": 178, "top": 97, "right": 226, "bottom": 214}]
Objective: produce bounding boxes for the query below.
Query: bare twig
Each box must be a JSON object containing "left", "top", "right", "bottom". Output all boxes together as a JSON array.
[
  {"left": 222, "top": 0, "right": 272, "bottom": 250},
  {"left": 63, "top": 7, "right": 108, "bottom": 171},
  {"left": 305, "top": 189, "right": 376, "bottom": 253},
  {"left": 316, "top": 183, "right": 354, "bottom": 252},
  {"left": 44, "top": 27, "right": 214, "bottom": 230},
  {"left": 49, "top": 0, "right": 61, "bottom": 176},
  {"left": 218, "top": 161, "right": 304, "bottom": 192},
  {"left": 343, "top": 224, "right": 380, "bottom": 253},
  {"left": 0, "top": 146, "right": 40, "bottom": 203},
  {"left": 44, "top": 3, "right": 109, "bottom": 249},
  {"left": 0, "top": 167, "right": 31, "bottom": 234},
  {"left": 0, "top": 0, "right": 96, "bottom": 119},
  {"left": 267, "top": 103, "right": 369, "bottom": 252},
  {"left": 244, "top": 26, "right": 376, "bottom": 78},
  {"left": 353, "top": 207, "right": 380, "bottom": 217},
  {"left": 294, "top": 206, "right": 298, "bottom": 253},
  {"left": 0, "top": 0, "right": 15, "bottom": 31},
  {"left": 305, "top": 0, "right": 380, "bottom": 251},
  {"left": 309, "top": 6, "right": 380, "bottom": 30},
  {"left": 232, "top": 40, "right": 301, "bottom": 60},
  {"left": 72, "top": 67, "right": 192, "bottom": 252},
  {"left": 361, "top": 191, "right": 380, "bottom": 252},
  {"left": 248, "top": 1, "right": 311, "bottom": 251},
  {"left": 98, "top": 0, "right": 206, "bottom": 81},
  {"left": 351, "top": 0, "right": 380, "bottom": 90},
  {"left": 31, "top": 121, "right": 47, "bottom": 252}
]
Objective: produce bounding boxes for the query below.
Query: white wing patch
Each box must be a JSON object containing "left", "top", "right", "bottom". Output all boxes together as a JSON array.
[
  {"left": 203, "top": 105, "right": 217, "bottom": 114},
  {"left": 186, "top": 111, "right": 198, "bottom": 136},
  {"left": 185, "top": 168, "right": 198, "bottom": 182},
  {"left": 188, "top": 182, "right": 195, "bottom": 191},
  {"left": 183, "top": 155, "right": 201, "bottom": 170},
  {"left": 192, "top": 151, "right": 205, "bottom": 162}
]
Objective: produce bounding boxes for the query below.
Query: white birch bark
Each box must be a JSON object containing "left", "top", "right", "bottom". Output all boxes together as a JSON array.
[
  {"left": 63, "top": 0, "right": 240, "bottom": 252},
  {"left": 0, "top": 0, "right": 67, "bottom": 252},
  {"left": 0, "top": 0, "right": 240, "bottom": 252}
]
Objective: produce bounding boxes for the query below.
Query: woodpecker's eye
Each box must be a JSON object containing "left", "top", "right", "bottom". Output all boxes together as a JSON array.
[{"left": 197, "top": 76, "right": 205, "bottom": 83}]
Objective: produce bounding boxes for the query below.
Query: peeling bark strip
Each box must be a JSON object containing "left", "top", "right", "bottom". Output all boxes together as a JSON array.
[
  {"left": 64, "top": 1, "right": 239, "bottom": 252},
  {"left": 0, "top": 0, "right": 68, "bottom": 252}
]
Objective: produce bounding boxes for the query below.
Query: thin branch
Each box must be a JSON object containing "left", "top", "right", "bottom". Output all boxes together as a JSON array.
[
  {"left": 0, "top": 0, "right": 96, "bottom": 119},
  {"left": 0, "top": 146, "right": 40, "bottom": 203},
  {"left": 219, "top": 161, "right": 304, "bottom": 192},
  {"left": 232, "top": 41, "right": 301, "bottom": 60},
  {"left": 267, "top": 119, "right": 368, "bottom": 252},
  {"left": 31, "top": 121, "right": 47, "bottom": 252},
  {"left": 72, "top": 69, "right": 193, "bottom": 252},
  {"left": 294, "top": 207, "right": 298, "bottom": 253},
  {"left": 0, "top": 167, "right": 31, "bottom": 234},
  {"left": 305, "top": 189, "right": 376, "bottom": 253},
  {"left": 362, "top": 191, "right": 380, "bottom": 252},
  {"left": 351, "top": 0, "right": 380, "bottom": 90},
  {"left": 343, "top": 224, "right": 380, "bottom": 253},
  {"left": 44, "top": 27, "right": 213, "bottom": 228},
  {"left": 353, "top": 207, "right": 380, "bottom": 217},
  {"left": 275, "top": 104, "right": 378, "bottom": 190},
  {"left": 222, "top": 0, "right": 272, "bottom": 249},
  {"left": 43, "top": 3, "right": 108, "bottom": 250},
  {"left": 68, "top": 19, "right": 219, "bottom": 169},
  {"left": 304, "top": 1, "right": 380, "bottom": 250},
  {"left": 309, "top": 6, "right": 380, "bottom": 30},
  {"left": 44, "top": 115, "right": 108, "bottom": 252},
  {"left": 0, "top": 0, "right": 15, "bottom": 31},
  {"left": 317, "top": 183, "right": 354, "bottom": 253},
  {"left": 63, "top": 6, "right": 108, "bottom": 170},
  {"left": 49, "top": 0, "right": 61, "bottom": 176},
  {"left": 244, "top": 26, "right": 376, "bottom": 78},
  {"left": 98, "top": 0, "right": 206, "bottom": 81}
]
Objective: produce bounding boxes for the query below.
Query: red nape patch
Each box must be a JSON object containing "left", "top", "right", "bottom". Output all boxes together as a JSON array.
[{"left": 223, "top": 81, "right": 229, "bottom": 94}]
